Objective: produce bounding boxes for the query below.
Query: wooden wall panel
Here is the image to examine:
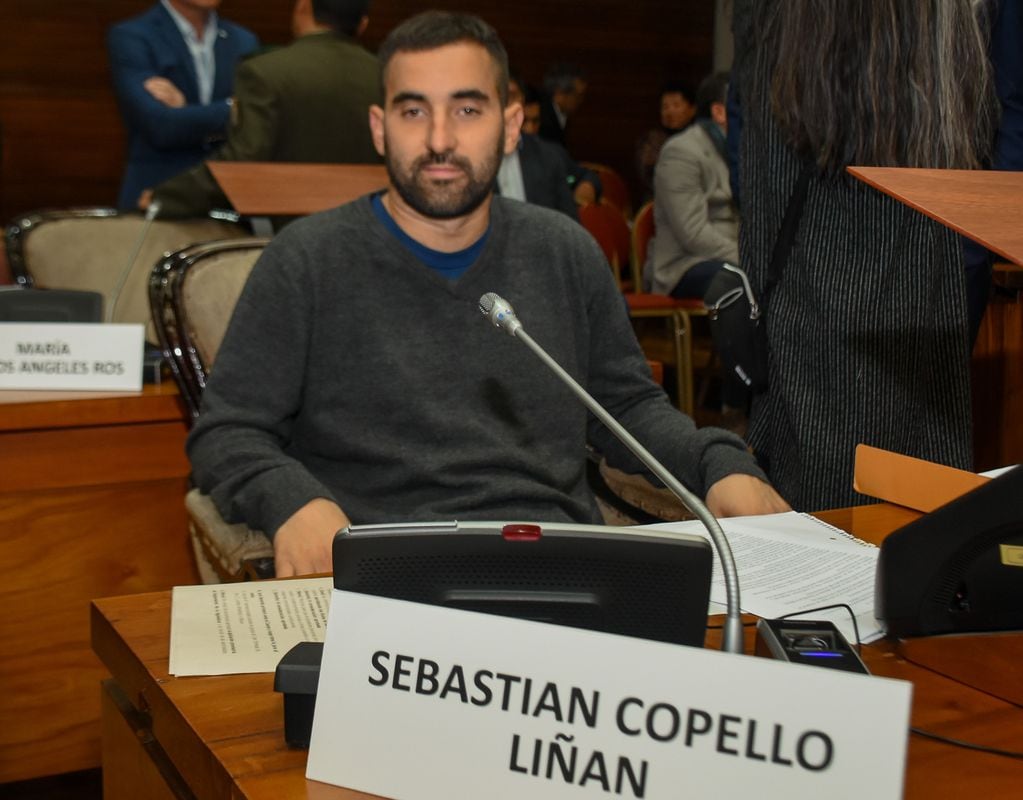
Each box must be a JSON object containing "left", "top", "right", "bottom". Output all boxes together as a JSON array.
[{"left": 0, "top": 0, "right": 716, "bottom": 223}]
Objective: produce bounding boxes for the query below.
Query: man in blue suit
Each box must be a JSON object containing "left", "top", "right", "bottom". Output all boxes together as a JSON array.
[{"left": 107, "top": 1, "right": 259, "bottom": 210}]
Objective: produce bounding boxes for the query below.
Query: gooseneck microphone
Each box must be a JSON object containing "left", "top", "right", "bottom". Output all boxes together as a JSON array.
[
  {"left": 107, "top": 199, "right": 162, "bottom": 323},
  {"left": 478, "top": 292, "right": 745, "bottom": 654}
]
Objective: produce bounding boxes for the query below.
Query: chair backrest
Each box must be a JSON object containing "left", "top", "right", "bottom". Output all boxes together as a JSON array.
[
  {"left": 631, "top": 200, "right": 656, "bottom": 292},
  {"left": 579, "top": 161, "right": 633, "bottom": 219},
  {"left": 150, "top": 238, "right": 269, "bottom": 418},
  {"left": 578, "top": 201, "right": 632, "bottom": 288},
  {"left": 4, "top": 207, "right": 249, "bottom": 335}
]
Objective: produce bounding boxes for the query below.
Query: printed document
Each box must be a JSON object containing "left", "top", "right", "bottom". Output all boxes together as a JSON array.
[
  {"left": 169, "top": 577, "right": 333, "bottom": 676},
  {"left": 642, "top": 512, "right": 883, "bottom": 644}
]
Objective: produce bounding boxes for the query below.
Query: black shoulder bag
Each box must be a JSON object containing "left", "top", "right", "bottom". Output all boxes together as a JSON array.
[{"left": 705, "top": 162, "right": 813, "bottom": 393}]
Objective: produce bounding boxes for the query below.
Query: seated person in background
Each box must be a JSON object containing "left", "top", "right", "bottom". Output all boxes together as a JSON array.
[
  {"left": 646, "top": 72, "right": 747, "bottom": 432},
  {"left": 496, "top": 76, "right": 601, "bottom": 218},
  {"left": 186, "top": 11, "right": 789, "bottom": 578},
  {"left": 646, "top": 72, "right": 735, "bottom": 299},
  {"left": 537, "top": 62, "right": 587, "bottom": 149},
  {"left": 107, "top": 0, "right": 259, "bottom": 210},
  {"left": 635, "top": 80, "right": 697, "bottom": 202},
  {"left": 144, "top": 0, "right": 380, "bottom": 217}
]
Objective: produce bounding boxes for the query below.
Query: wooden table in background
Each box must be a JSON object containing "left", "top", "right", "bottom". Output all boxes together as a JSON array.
[
  {"left": 0, "top": 384, "right": 197, "bottom": 783},
  {"left": 207, "top": 162, "right": 388, "bottom": 217},
  {"left": 91, "top": 503, "right": 1023, "bottom": 800},
  {"left": 848, "top": 166, "right": 1023, "bottom": 470}
]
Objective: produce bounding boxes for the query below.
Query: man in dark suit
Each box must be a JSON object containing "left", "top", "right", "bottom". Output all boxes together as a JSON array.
[
  {"left": 497, "top": 77, "right": 599, "bottom": 219},
  {"left": 536, "top": 62, "right": 587, "bottom": 149},
  {"left": 147, "top": 0, "right": 380, "bottom": 218},
  {"left": 107, "top": 0, "right": 259, "bottom": 209}
]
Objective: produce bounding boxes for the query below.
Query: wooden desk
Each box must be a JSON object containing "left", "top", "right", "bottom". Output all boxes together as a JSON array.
[
  {"left": 207, "top": 162, "right": 388, "bottom": 217},
  {"left": 0, "top": 384, "right": 197, "bottom": 783},
  {"left": 846, "top": 167, "right": 1023, "bottom": 265},
  {"left": 91, "top": 505, "right": 1023, "bottom": 800},
  {"left": 847, "top": 166, "right": 1023, "bottom": 470}
]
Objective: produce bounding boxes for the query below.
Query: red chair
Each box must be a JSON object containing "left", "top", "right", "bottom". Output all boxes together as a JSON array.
[
  {"left": 577, "top": 202, "right": 707, "bottom": 416},
  {"left": 580, "top": 161, "right": 632, "bottom": 219},
  {"left": 578, "top": 201, "right": 632, "bottom": 287}
]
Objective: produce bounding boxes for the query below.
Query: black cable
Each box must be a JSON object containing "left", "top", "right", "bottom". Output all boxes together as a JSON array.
[{"left": 910, "top": 727, "right": 1023, "bottom": 760}]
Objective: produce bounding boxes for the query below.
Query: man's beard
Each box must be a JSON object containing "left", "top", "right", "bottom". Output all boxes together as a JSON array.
[{"left": 385, "top": 138, "right": 503, "bottom": 220}]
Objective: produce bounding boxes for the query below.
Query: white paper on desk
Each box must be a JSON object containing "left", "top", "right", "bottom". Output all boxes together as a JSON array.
[
  {"left": 642, "top": 512, "right": 883, "bottom": 645},
  {"left": 169, "top": 577, "right": 333, "bottom": 676}
]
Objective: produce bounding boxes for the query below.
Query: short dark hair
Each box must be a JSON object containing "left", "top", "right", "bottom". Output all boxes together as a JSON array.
[
  {"left": 377, "top": 11, "right": 509, "bottom": 104},
  {"left": 542, "top": 62, "right": 585, "bottom": 95},
  {"left": 695, "top": 71, "right": 729, "bottom": 118},
  {"left": 659, "top": 79, "right": 695, "bottom": 105},
  {"left": 312, "top": 0, "right": 370, "bottom": 36}
]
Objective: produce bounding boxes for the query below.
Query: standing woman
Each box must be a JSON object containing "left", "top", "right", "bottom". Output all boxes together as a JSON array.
[{"left": 733, "top": 0, "right": 996, "bottom": 510}]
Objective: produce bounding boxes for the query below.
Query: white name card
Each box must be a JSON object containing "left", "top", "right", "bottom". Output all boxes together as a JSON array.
[
  {"left": 0, "top": 322, "right": 144, "bottom": 391},
  {"left": 307, "top": 591, "right": 912, "bottom": 800}
]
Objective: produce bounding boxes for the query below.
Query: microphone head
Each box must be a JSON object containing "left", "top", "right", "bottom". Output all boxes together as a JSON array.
[
  {"left": 478, "top": 292, "right": 522, "bottom": 336},
  {"left": 145, "top": 199, "right": 162, "bottom": 221}
]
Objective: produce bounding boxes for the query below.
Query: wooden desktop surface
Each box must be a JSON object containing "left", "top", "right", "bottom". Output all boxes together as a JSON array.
[
  {"left": 207, "top": 162, "right": 388, "bottom": 217},
  {"left": 847, "top": 167, "right": 1023, "bottom": 265},
  {"left": 0, "top": 384, "right": 198, "bottom": 783},
  {"left": 91, "top": 503, "right": 1023, "bottom": 800}
]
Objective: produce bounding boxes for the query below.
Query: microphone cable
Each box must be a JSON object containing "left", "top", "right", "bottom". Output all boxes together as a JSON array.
[{"left": 107, "top": 200, "right": 161, "bottom": 323}]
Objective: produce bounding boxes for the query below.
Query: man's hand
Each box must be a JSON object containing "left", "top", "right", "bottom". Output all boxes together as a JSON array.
[
  {"left": 705, "top": 474, "right": 791, "bottom": 517},
  {"left": 137, "top": 189, "right": 154, "bottom": 211},
  {"left": 273, "top": 498, "right": 351, "bottom": 577},
  {"left": 573, "top": 180, "right": 598, "bottom": 206},
  {"left": 144, "top": 76, "right": 186, "bottom": 108}
]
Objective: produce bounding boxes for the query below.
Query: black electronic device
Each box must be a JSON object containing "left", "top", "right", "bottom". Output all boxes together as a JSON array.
[
  {"left": 875, "top": 465, "right": 1023, "bottom": 638},
  {"left": 275, "top": 520, "right": 713, "bottom": 748},
  {"left": 0, "top": 287, "right": 103, "bottom": 322},
  {"left": 333, "top": 520, "right": 713, "bottom": 647},
  {"left": 755, "top": 618, "right": 869, "bottom": 674},
  {"left": 274, "top": 641, "right": 325, "bottom": 748}
]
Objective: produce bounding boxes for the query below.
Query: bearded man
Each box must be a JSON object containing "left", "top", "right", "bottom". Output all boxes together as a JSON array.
[{"left": 187, "top": 11, "right": 787, "bottom": 578}]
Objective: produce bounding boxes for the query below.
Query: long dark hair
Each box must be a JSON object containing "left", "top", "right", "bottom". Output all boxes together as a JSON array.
[{"left": 747, "top": 0, "right": 996, "bottom": 173}]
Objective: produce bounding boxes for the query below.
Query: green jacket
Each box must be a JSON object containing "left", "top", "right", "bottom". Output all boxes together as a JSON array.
[{"left": 154, "top": 32, "right": 381, "bottom": 217}]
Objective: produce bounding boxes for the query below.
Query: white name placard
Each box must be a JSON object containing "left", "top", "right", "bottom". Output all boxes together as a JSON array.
[
  {"left": 0, "top": 323, "right": 144, "bottom": 391},
  {"left": 307, "top": 591, "right": 912, "bottom": 800}
]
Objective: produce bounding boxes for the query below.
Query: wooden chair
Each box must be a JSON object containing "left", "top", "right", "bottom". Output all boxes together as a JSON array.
[
  {"left": 631, "top": 200, "right": 656, "bottom": 291},
  {"left": 578, "top": 201, "right": 706, "bottom": 416},
  {"left": 150, "top": 238, "right": 273, "bottom": 583},
  {"left": 579, "top": 161, "right": 632, "bottom": 219},
  {"left": 4, "top": 207, "right": 248, "bottom": 338}
]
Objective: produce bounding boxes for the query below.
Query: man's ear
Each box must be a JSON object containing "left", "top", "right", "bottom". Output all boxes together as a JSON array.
[
  {"left": 368, "top": 105, "right": 386, "bottom": 157},
  {"left": 711, "top": 101, "right": 727, "bottom": 130},
  {"left": 503, "top": 101, "right": 523, "bottom": 154},
  {"left": 356, "top": 15, "right": 369, "bottom": 37}
]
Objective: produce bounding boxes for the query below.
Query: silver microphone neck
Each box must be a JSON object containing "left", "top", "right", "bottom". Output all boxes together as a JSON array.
[{"left": 477, "top": 291, "right": 746, "bottom": 654}]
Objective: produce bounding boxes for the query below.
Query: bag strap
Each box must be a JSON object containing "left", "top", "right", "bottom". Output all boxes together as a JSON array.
[{"left": 763, "top": 161, "right": 814, "bottom": 301}]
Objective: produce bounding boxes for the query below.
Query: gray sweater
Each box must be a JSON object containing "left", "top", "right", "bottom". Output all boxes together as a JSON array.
[{"left": 187, "top": 195, "right": 765, "bottom": 536}]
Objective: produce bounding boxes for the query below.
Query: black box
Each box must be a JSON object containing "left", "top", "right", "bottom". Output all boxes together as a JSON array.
[{"left": 273, "top": 641, "right": 323, "bottom": 749}]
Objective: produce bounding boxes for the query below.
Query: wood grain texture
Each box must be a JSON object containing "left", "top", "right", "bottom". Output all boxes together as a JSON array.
[
  {"left": 91, "top": 503, "right": 1023, "bottom": 800},
  {"left": 0, "top": 0, "right": 715, "bottom": 221},
  {"left": 847, "top": 167, "right": 1023, "bottom": 266},
  {"left": 972, "top": 289, "right": 1023, "bottom": 470},
  {"left": 0, "top": 388, "right": 196, "bottom": 783},
  {"left": 208, "top": 163, "right": 387, "bottom": 216}
]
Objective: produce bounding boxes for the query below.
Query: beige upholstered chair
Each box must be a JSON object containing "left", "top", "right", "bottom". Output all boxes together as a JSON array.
[
  {"left": 150, "top": 238, "right": 272, "bottom": 583},
  {"left": 5, "top": 207, "right": 248, "bottom": 339}
]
